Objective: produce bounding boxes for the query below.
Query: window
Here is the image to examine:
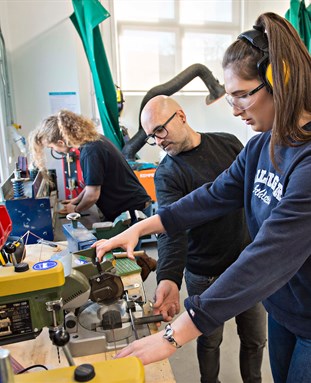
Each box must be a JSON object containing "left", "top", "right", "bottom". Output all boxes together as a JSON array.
[{"left": 112, "top": 0, "right": 241, "bottom": 92}]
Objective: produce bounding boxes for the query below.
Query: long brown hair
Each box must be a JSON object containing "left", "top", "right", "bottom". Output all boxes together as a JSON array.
[{"left": 222, "top": 12, "right": 311, "bottom": 168}]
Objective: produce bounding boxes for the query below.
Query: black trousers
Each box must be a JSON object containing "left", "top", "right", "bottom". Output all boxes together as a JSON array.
[{"left": 185, "top": 269, "right": 267, "bottom": 383}]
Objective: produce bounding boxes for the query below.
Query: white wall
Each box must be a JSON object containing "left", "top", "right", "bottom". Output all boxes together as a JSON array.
[
  {"left": 0, "top": 1, "right": 92, "bottom": 198},
  {"left": 243, "top": 1, "right": 291, "bottom": 29},
  {"left": 0, "top": 0, "right": 291, "bottom": 192}
]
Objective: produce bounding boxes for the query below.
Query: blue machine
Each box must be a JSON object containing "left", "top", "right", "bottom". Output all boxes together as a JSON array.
[
  {"left": 0, "top": 169, "right": 55, "bottom": 244},
  {"left": 62, "top": 221, "right": 97, "bottom": 253},
  {"left": 62, "top": 211, "right": 133, "bottom": 254}
]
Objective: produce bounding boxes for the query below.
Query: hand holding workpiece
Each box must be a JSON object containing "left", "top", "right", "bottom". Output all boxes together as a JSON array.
[
  {"left": 60, "top": 199, "right": 71, "bottom": 205},
  {"left": 61, "top": 202, "right": 76, "bottom": 214},
  {"left": 93, "top": 226, "right": 140, "bottom": 261},
  {"left": 93, "top": 214, "right": 165, "bottom": 261},
  {"left": 153, "top": 280, "right": 181, "bottom": 322}
]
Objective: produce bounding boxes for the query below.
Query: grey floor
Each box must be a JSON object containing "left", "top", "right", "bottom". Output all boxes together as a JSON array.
[{"left": 54, "top": 208, "right": 273, "bottom": 383}]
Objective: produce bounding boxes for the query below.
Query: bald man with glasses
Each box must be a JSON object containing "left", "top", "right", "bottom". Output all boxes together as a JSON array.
[{"left": 141, "top": 95, "right": 266, "bottom": 383}]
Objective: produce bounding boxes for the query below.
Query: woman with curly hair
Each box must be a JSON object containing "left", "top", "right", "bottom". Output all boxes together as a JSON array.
[{"left": 29, "top": 110, "right": 151, "bottom": 222}]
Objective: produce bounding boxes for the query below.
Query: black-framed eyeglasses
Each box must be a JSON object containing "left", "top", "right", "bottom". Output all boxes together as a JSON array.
[
  {"left": 225, "top": 83, "right": 265, "bottom": 110},
  {"left": 145, "top": 112, "right": 177, "bottom": 146}
]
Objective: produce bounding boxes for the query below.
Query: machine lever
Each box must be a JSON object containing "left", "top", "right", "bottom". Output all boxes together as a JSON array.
[
  {"left": 94, "top": 256, "right": 103, "bottom": 274},
  {"left": 125, "top": 291, "right": 138, "bottom": 340},
  {"left": 46, "top": 299, "right": 75, "bottom": 366},
  {"left": 133, "top": 314, "right": 164, "bottom": 325}
]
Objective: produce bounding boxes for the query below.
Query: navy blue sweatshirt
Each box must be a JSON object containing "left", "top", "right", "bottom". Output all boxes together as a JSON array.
[{"left": 158, "top": 123, "right": 311, "bottom": 338}]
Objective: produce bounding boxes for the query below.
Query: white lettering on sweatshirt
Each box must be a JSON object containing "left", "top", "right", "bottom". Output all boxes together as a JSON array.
[{"left": 253, "top": 169, "right": 283, "bottom": 203}]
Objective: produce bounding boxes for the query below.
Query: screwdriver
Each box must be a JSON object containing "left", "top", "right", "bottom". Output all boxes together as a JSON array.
[{"left": 37, "top": 239, "right": 58, "bottom": 248}]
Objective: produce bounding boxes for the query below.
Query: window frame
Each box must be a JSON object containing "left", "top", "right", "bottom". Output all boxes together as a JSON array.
[{"left": 112, "top": 0, "right": 241, "bottom": 94}]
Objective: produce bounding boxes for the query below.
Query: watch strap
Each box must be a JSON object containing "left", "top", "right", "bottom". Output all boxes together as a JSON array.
[{"left": 163, "top": 323, "right": 182, "bottom": 348}]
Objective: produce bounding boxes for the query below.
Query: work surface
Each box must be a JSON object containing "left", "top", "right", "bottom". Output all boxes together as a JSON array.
[{"left": 5, "top": 242, "right": 176, "bottom": 383}]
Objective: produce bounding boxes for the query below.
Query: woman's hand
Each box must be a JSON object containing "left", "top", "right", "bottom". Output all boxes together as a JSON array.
[
  {"left": 92, "top": 214, "right": 165, "bottom": 261},
  {"left": 115, "top": 312, "right": 201, "bottom": 365},
  {"left": 115, "top": 331, "right": 177, "bottom": 365},
  {"left": 92, "top": 225, "right": 140, "bottom": 260}
]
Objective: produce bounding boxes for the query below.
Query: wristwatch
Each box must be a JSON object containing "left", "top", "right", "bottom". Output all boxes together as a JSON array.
[{"left": 163, "top": 323, "right": 182, "bottom": 348}]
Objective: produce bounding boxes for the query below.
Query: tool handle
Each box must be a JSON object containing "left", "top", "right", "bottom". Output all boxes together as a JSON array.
[
  {"left": 94, "top": 257, "right": 103, "bottom": 274},
  {"left": 113, "top": 251, "right": 146, "bottom": 258},
  {"left": 134, "top": 314, "right": 164, "bottom": 325},
  {"left": 37, "top": 239, "right": 58, "bottom": 248}
]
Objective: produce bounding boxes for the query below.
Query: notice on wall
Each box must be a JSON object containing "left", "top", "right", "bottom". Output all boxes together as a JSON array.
[{"left": 49, "top": 91, "right": 80, "bottom": 114}]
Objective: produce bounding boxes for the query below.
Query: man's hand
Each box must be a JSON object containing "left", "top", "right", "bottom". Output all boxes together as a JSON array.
[{"left": 153, "top": 280, "right": 180, "bottom": 322}]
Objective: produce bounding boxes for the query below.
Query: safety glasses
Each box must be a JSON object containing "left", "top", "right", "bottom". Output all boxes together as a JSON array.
[{"left": 225, "top": 83, "right": 265, "bottom": 111}]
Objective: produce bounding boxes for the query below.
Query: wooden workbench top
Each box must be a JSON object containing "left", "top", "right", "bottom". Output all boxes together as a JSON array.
[{"left": 4, "top": 242, "right": 176, "bottom": 383}]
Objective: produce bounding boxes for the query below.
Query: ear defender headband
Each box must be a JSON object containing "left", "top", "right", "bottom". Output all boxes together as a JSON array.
[
  {"left": 238, "top": 27, "right": 290, "bottom": 93},
  {"left": 238, "top": 27, "right": 273, "bottom": 93}
]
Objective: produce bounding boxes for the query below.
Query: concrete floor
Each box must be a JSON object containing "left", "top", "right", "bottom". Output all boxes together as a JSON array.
[{"left": 55, "top": 208, "right": 273, "bottom": 382}]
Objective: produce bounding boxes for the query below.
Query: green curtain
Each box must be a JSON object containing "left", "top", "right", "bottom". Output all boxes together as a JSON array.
[
  {"left": 71, "top": 0, "right": 124, "bottom": 149},
  {"left": 285, "top": 0, "right": 311, "bottom": 53}
]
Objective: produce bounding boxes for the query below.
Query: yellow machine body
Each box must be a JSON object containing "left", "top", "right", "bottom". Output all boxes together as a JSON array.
[
  {"left": 14, "top": 357, "right": 145, "bottom": 383},
  {"left": 0, "top": 261, "right": 64, "bottom": 297},
  {"left": 0, "top": 261, "right": 65, "bottom": 344}
]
